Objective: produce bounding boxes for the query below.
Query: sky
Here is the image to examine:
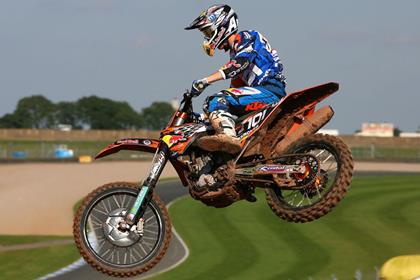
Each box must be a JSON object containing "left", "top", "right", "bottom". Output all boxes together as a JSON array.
[{"left": 0, "top": 0, "right": 419, "bottom": 134}]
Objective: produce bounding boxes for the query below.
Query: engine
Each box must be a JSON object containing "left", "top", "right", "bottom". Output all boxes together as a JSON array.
[
  {"left": 188, "top": 153, "right": 218, "bottom": 191},
  {"left": 178, "top": 152, "right": 247, "bottom": 208}
]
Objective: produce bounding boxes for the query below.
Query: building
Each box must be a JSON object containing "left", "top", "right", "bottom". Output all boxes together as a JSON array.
[
  {"left": 318, "top": 129, "right": 339, "bottom": 136},
  {"left": 170, "top": 98, "right": 180, "bottom": 110},
  {"left": 357, "top": 122, "right": 394, "bottom": 137},
  {"left": 400, "top": 132, "right": 420, "bottom": 138}
]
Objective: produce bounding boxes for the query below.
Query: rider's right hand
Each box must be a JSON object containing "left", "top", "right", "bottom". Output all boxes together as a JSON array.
[{"left": 191, "top": 78, "right": 209, "bottom": 97}]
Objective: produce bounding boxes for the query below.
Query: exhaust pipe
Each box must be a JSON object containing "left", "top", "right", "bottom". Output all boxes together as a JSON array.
[{"left": 274, "top": 105, "right": 334, "bottom": 155}]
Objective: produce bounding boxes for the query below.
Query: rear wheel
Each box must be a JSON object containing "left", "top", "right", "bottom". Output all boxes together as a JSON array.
[
  {"left": 265, "top": 134, "right": 353, "bottom": 222},
  {"left": 73, "top": 182, "right": 171, "bottom": 277}
]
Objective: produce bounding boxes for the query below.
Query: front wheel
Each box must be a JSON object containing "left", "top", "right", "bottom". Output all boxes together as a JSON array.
[
  {"left": 73, "top": 182, "right": 171, "bottom": 277},
  {"left": 266, "top": 134, "right": 354, "bottom": 223}
]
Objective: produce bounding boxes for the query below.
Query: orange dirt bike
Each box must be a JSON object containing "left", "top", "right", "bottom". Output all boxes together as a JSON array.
[{"left": 73, "top": 82, "right": 353, "bottom": 277}]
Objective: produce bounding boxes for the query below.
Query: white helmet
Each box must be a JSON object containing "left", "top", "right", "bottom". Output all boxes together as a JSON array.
[{"left": 185, "top": 5, "right": 239, "bottom": 56}]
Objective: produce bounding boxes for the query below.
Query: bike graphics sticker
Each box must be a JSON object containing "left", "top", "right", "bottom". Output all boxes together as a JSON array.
[
  {"left": 162, "top": 135, "right": 186, "bottom": 148},
  {"left": 238, "top": 101, "right": 279, "bottom": 141}
]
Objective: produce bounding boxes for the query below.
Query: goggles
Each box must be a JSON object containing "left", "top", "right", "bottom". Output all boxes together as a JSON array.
[
  {"left": 201, "top": 26, "right": 215, "bottom": 40},
  {"left": 200, "top": 26, "right": 218, "bottom": 57}
]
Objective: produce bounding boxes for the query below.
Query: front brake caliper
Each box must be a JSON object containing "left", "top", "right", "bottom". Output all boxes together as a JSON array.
[{"left": 133, "top": 218, "right": 145, "bottom": 237}]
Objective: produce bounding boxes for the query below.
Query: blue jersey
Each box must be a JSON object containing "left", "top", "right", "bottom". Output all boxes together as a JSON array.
[{"left": 220, "top": 30, "right": 285, "bottom": 87}]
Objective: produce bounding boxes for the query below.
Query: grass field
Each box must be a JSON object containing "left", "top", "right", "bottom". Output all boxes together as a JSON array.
[
  {"left": 0, "top": 235, "right": 71, "bottom": 246},
  {"left": 351, "top": 146, "right": 420, "bottom": 162},
  {"left": 0, "top": 235, "right": 79, "bottom": 280},
  {"left": 152, "top": 175, "right": 420, "bottom": 280}
]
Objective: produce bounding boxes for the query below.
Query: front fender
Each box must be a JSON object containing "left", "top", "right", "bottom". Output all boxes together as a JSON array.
[{"left": 95, "top": 138, "right": 160, "bottom": 159}]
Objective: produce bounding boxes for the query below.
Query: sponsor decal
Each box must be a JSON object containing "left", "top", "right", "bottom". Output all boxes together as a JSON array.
[
  {"left": 208, "top": 14, "right": 217, "bottom": 22},
  {"left": 245, "top": 102, "right": 267, "bottom": 111},
  {"left": 169, "top": 135, "right": 184, "bottom": 144},
  {"left": 221, "top": 60, "right": 241, "bottom": 71},
  {"left": 226, "top": 17, "right": 238, "bottom": 33},
  {"left": 129, "top": 186, "right": 149, "bottom": 215},
  {"left": 150, "top": 150, "right": 166, "bottom": 177},
  {"left": 214, "top": 26, "right": 225, "bottom": 43},
  {"left": 243, "top": 109, "right": 268, "bottom": 130},
  {"left": 162, "top": 135, "right": 185, "bottom": 148},
  {"left": 226, "top": 88, "right": 243, "bottom": 94},
  {"left": 116, "top": 139, "right": 139, "bottom": 145},
  {"left": 216, "top": 97, "right": 227, "bottom": 105},
  {"left": 258, "top": 164, "right": 301, "bottom": 174},
  {"left": 259, "top": 165, "right": 287, "bottom": 172},
  {"left": 115, "top": 139, "right": 156, "bottom": 146}
]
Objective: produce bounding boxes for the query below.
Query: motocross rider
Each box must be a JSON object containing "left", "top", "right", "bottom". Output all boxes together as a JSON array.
[{"left": 185, "top": 4, "right": 286, "bottom": 154}]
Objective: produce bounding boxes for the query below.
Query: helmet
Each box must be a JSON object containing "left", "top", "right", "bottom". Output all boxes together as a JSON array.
[{"left": 185, "top": 5, "right": 238, "bottom": 57}]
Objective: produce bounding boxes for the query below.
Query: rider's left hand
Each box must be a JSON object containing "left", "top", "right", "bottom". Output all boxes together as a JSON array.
[
  {"left": 191, "top": 112, "right": 205, "bottom": 123},
  {"left": 191, "top": 78, "right": 209, "bottom": 97}
]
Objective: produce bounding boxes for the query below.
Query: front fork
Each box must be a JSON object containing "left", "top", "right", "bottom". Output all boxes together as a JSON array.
[{"left": 125, "top": 143, "right": 169, "bottom": 224}]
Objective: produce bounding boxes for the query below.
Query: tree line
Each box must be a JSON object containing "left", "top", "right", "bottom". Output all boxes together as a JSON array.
[{"left": 0, "top": 95, "right": 176, "bottom": 130}]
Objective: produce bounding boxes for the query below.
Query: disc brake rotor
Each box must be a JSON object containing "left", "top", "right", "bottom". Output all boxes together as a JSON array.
[
  {"left": 102, "top": 209, "right": 141, "bottom": 247},
  {"left": 291, "top": 154, "right": 320, "bottom": 187}
]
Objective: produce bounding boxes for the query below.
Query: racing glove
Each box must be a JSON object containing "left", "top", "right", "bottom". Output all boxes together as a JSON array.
[{"left": 191, "top": 78, "right": 209, "bottom": 97}]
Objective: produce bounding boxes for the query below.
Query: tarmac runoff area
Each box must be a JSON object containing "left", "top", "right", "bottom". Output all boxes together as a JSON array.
[{"left": 0, "top": 160, "right": 420, "bottom": 236}]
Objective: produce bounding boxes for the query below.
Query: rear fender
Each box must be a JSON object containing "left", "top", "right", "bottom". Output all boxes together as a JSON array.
[
  {"left": 243, "top": 82, "right": 339, "bottom": 157},
  {"left": 263, "top": 82, "right": 339, "bottom": 131},
  {"left": 95, "top": 138, "right": 160, "bottom": 159}
]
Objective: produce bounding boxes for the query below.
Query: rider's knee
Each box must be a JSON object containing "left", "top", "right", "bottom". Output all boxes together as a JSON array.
[{"left": 203, "top": 92, "right": 229, "bottom": 114}]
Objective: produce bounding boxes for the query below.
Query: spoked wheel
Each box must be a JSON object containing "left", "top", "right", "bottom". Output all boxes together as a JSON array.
[
  {"left": 73, "top": 182, "right": 171, "bottom": 277},
  {"left": 266, "top": 134, "right": 353, "bottom": 223}
]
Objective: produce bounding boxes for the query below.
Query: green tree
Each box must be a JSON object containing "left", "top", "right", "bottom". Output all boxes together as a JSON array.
[
  {"left": 0, "top": 113, "right": 22, "bottom": 128},
  {"left": 140, "top": 102, "right": 175, "bottom": 130},
  {"left": 77, "top": 96, "right": 141, "bottom": 129},
  {"left": 13, "top": 95, "right": 55, "bottom": 128},
  {"left": 394, "top": 127, "right": 401, "bottom": 137},
  {"left": 54, "top": 101, "right": 82, "bottom": 129}
]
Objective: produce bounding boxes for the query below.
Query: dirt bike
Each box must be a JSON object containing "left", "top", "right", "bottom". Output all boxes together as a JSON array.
[{"left": 73, "top": 82, "right": 353, "bottom": 277}]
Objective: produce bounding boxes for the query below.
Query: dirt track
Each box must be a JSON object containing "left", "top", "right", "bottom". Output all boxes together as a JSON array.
[
  {"left": 0, "top": 161, "right": 177, "bottom": 236},
  {"left": 0, "top": 161, "right": 419, "bottom": 236}
]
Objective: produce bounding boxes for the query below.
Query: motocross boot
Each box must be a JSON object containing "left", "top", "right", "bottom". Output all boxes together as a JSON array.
[{"left": 197, "top": 111, "right": 242, "bottom": 154}]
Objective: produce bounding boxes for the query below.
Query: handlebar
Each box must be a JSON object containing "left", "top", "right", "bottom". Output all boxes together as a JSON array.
[
  {"left": 181, "top": 91, "right": 193, "bottom": 104},
  {"left": 179, "top": 90, "right": 194, "bottom": 115}
]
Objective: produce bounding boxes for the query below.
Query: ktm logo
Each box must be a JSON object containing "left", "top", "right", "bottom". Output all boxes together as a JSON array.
[{"left": 245, "top": 102, "right": 267, "bottom": 111}]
